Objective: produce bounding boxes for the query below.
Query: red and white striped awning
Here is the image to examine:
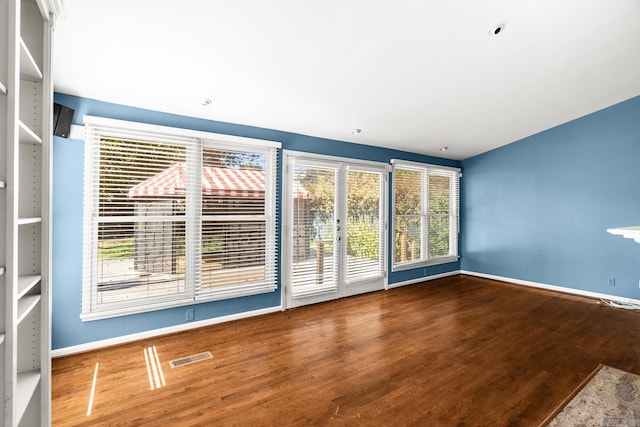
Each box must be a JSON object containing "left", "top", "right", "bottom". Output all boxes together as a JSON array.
[{"left": 128, "top": 163, "right": 266, "bottom": 198}]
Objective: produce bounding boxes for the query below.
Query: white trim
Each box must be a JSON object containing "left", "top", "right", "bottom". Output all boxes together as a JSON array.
[
  {"left": 607, "top": 226, "right": 640, "bottom": 244},
  {"left": 391, "top": 161, "right": 460, "bottom": 271},
  {"left": 80, "top": 282, "right": 277, "bottom": 322},
  {"left": 36, "top": 0, "right": 65, "bottom": 20},
  {"left": 83, "top": 115, "right": 282, "bottom": 149},
  {"left": 461, "top": 270, "right": 640, "bottom": 305},
  {"left": 81, "top": 122, "right": 279, "bottom": 319},
  {"left": 54, "top": 305, "right": 282, "bottom": 358},
  {"left": 282, "top": 150, "right": 389, "bottom": 309},
  {"left": 387, "top": 270, "right": 461, "bottom": 289},
  {"left": 56, "top": 272, "right": 640, "bottom": 357},
  {"left": 392, "top": 256, "right": 459, "bottom": 272},
  {"left": 284, "top": 149, "right": 391, "bottom": 170},
  {"left": 69, "top": 124, "right": 85, "bottom": 140},
  {"left": 391, "top": 158, "right": 461, "bottom": 173},
  {"left": 291, "top": 284, "right": 339, "bottom": 299}
]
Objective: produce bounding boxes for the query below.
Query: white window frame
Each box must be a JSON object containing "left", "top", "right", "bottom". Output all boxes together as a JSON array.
[
  {"left": 391, "top": 159, "right": 460, "bottom": 272},
  {"left": 81, "top": 116, "right": 280, "bottom": 321}
]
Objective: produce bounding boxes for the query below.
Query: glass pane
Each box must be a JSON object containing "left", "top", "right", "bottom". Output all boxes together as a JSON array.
[
  {"left": 429, "top": 175, "right": 450, "bottom": 215},
  {"left": 96, "top": 137, "right": 188, "bottom": 307},
  {"left": 96, "top": 221, "right": 187, "bottom": 305},
  {"left": 394, "top": 169, "right": 421, "bottom": 216},
  {"left": 394, "top": 168, "right": 423, "bottom": 264},
  {"left": 201, "top": 147, "right": 266, "bottom": 215},
  {"left": 394, "top": 215, "right": 421, "bottom": 263},
  {"left": 346, "top": 170, "right": 383, "bottom": 282},
  {"left": 291, "top": 165, "right": 337, "bottom": 289},
  {"left": 201, "top": 220, "right": 266, "bottom": 289},
  {"left": 428, "top": 174, "right": 451, "bottom": 257},
  {"left": 100, "top": 138, "right": 186, "bottom": 217},
  {"left": 428, "top": 215, "right": 450, "bottom": 257}
]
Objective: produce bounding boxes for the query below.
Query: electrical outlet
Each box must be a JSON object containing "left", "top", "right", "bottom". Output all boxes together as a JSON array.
[
  {"left": 186, "top": 308, "right": 195, "bottom": 321},
  {"left": 608, "top": 278, "right": 615, "bottom": 287}
]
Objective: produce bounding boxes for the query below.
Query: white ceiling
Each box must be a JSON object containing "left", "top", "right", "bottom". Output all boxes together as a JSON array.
[{"left": 53, "top": 0, "right": 640, "bottom": 160}]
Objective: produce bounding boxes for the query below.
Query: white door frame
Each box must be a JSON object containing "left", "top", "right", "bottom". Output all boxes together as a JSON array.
[{"left": 282, "top": 150, "right": 389, "bottom": 309}]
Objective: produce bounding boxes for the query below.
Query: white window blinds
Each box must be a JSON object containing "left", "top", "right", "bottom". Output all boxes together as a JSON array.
[
  {"left": 82, "top": 117, "right": 279, "bottom": 320},
  {"left": 345, "top": 168, "right": 385, "bottom": 284},
  {"left": 391, "top": 160, "right": 460, "bottom": 271}
]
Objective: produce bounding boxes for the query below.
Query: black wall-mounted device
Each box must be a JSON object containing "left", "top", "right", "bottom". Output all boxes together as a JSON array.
[{"left": 53, "top": 102, "right": 75, "bottom": 138}]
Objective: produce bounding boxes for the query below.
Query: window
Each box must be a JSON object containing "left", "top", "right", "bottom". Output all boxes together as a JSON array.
[
  {"left": 391, "top": 159, "right": 460, "bottom": 271},
  {"left": 82, "top": 117, "right": 279, "bottom": 320}
]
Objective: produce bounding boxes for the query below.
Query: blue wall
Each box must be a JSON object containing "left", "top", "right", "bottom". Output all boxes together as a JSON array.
[
  {"left": 461, "top": 95, "right": 640, "bottom": 299},
  {"left": 52, "top": 93, "right": 460, "bottom": 350}
]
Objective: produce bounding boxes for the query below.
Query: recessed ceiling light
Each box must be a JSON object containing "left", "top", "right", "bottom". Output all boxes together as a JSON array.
[
  {"left": 439, "top": 146, "right": 449, "bottom": 152},
  {"left": 201, "top": 98, "right": 213, "bottom": 107},
  {"left": 352, "top": 128, "right": 362, "bottom": 135},
  {"left": 488, "top": 23, "right": 505, "bottom": 36}
]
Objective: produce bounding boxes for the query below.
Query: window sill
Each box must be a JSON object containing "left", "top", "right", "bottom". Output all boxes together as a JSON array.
[{"left": 392, "top": 255, "right": 459, "bottom": 273}]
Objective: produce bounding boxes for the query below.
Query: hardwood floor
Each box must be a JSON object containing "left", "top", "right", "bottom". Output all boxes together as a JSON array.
[{"left": 52, "top": 275, "right": 640, "bottom": 426}]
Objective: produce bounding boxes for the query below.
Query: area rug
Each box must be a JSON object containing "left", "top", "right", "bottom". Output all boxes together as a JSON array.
[{"left": 543, "top": 364, "right": 640, "bottom": 426}]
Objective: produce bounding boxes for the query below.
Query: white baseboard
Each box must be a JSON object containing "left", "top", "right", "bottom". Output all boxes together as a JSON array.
[
  {"left": 387, "top": 270, "right": 461, "bottom": 289},
  {"left": 54, "top": 271, "right": 637, "bottom": 357},
  {"left": 461, "top": 270, "right": 640, "bottom": 305},
  {"left": 52, "top": 305, "right": 282, "bottom": 358}
]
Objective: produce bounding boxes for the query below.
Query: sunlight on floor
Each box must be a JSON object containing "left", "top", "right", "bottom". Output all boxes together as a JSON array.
[{"left": 143, "top": 346, "right": 166, "bottom": 391}]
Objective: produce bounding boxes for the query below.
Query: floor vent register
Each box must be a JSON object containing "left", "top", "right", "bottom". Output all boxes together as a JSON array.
[{"left": 169, "top": 351, "right": 213, "bottom": 368}]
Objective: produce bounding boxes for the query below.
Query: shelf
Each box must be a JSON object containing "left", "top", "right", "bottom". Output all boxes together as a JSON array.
[
  {"left": 16, "top": 370, "right": 42, "bottom": 423},
  {"left": 20, "top": 38, "right": 43, "bottom": 82},
  {"left": 4, "top": 2, "right": 59, "bottom": 426},
  {"left": 17, "top": 294, "right": 41, "bottom": 324},
  {"left": 18, "top": 120, "right": 43, "bottom": 144},
  {"left": 18, "top": 216, "right": 42, "bottom": 225},
  {"left": 607, "top": 226, "right": 640, "bottom": 244},
  {"left": 18, "top": 275, "right": 41, "bottom": 299}
]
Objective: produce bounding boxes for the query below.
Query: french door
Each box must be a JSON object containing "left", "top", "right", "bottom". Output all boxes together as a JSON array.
[{"left": 283, "top": 152, "right": 388, "bottom": 309}]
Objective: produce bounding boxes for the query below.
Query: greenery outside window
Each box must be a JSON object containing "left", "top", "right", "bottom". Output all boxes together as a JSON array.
[{"left": 391, "top": 159, "right": 460, "bottom": 271}]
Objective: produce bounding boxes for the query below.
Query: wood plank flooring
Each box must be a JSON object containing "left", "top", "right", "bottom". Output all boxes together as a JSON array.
[{"left": 52, "top": 275, "right": 640, "bottom": 426}]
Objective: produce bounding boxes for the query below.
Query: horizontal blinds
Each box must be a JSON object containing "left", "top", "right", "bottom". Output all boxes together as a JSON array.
[
  {"left": 392, "top": 162, "right": 459, "bottom": 266},
  {"left": 82, "top": 120, "right": 279, "bottom": 317},
  {"left": 345, "top": 169, "right": 384, "bottom": 283},
  {"left": 196, "top": 144, "right": 278, "bottom": 298},
  {"left": 428, "top": 172, "right": 453, "bottom": 258},
  {"left": 291, "top": 164, "right": 338, "bottom": 291},
  {"left": 393, "top": 168, "right": 423, "bottom": 263},
  {"left": 83, "top": 126, "right": 195, "bottom": 313}
]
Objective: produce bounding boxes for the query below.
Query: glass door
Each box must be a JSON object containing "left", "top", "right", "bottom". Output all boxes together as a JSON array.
[
  {"left": 342, "top": 166, "right": 386, "bottom": 297},
  {"left": 283, "top": 153, "right": 387, "bottom": 309}
]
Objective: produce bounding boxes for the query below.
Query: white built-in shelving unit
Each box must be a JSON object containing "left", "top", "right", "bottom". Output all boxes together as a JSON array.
[{"left": 1, "top": 0, "right": 62, "bottom": 425}]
